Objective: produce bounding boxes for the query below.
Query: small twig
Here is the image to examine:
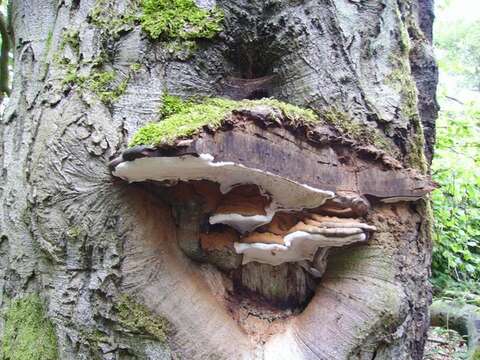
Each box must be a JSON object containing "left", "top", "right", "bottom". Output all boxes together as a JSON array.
[
  {"left": 427, "top": 338, "right": 449, "bottom": 345},
  {"left": 445, "top": 95, "right": 464, "bottom": 105}
]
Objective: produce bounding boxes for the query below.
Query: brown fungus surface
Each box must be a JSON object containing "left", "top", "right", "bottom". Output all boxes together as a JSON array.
[{"left": 111, "top": 104, "right": 435, "bottom": 343}]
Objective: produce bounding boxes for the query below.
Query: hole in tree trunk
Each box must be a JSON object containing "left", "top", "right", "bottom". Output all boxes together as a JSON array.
[
  {"left": 246, "top": 89, "right": 269, "bottom": 100},
  {"left": 230, "top": 44, "right": 276, "bottom": 79},
  {"left": 138, "top": 179, "right": 374, "bottom": 315}
]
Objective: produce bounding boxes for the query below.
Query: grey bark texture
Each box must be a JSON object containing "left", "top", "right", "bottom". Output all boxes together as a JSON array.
[{"left": 0, "top": 0, "right": 437, "bottom": 359}]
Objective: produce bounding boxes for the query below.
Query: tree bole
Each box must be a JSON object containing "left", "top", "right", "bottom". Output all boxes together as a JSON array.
[{"left": 0, "top": 0, "right": 437, "bottom": 359}]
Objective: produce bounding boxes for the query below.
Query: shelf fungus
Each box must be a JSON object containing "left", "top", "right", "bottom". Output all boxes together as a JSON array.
[
  {"left": 236, "top": 216, "right": 376, "bottom": 268},
  {"left": 111, "top": 99, "right": 436, "bottom": 311}
]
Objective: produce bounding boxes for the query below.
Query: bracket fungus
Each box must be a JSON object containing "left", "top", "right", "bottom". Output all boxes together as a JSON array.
[
  {"left": 111, "top": 98, "right": 435, "bottom": 310},
  {"left": 113, "top": 153, "right": 335, "bottom": 233},
  {"left": 235, "top": 215, "right": 376, "bottom": 267}
]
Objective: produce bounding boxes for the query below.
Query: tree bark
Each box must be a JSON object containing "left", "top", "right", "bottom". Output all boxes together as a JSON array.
[{"left": 0, "top": 0, "right": 437, "bottom": 359}]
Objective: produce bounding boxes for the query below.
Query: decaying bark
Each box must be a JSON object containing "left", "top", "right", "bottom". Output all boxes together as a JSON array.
[{"left": 0, "top": 0, "right": 437, "bottom": 359}]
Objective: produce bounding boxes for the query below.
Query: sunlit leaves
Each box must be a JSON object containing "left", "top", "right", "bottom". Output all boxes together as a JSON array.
[{"left": 432, "top": 100, "right": 480, "bottom": 280}]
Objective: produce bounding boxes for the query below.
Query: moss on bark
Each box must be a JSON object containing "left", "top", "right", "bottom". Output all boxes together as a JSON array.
[
  {"left": 129, "top": 97, "right": 318, "bottom": 146},
  {"left": 115, "top": 295, "right": 170, "bottom": 344},
  {"left": 130, "top": 96, "right": 398, "bottom": 157},
  {"left": 0, "top": 295, "right": 58, "bottom": 360},
  {"left": 140, "top": 0, "right": 223, "bottom": 41}
]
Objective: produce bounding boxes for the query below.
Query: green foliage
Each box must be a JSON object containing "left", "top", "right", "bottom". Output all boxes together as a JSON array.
[
  {"left": 0, "top": 295, "right": 58, "bottom": 360},
  {"left": 432, "top": 274, "right": 480, "bottom": 307},
  {"left": 435, "top": 17, "right": 480, "bottom": 90},
  {"left": 140, "top": 0, "right": 223, "bottom": 41},
  {"left": 129, "top": 97, "right": 318, "bottom": 146},
  {"left": 115, "top": 295, "right": 170, "bottom": 343},
  {"left": 431, "top": 100, "right": 480, "bottom": 281}
]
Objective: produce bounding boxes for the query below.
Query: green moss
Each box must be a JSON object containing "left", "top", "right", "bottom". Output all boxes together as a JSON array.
[
  {"left": 130, "top": 97, "right": 399, "bottom": 152},
  {"left": 319, "top": 109, "right": 398, "bottom": 156},
  {"left": 158, "top": 93, "right": 189, "bottom": 118},
  {"left": 130, "top": 97, "right": 318, "bottom": 146},
  {"left": 130, "top": 63, "right": 141, "bottom": 72},
  {"left": 115, "top": 295, "right": 170, "bottom": 344},
  {"left": 130, "top": 95, "right": 405, "bottom": 160},
  {"left": 63, "top": 69, "right": 129, "bottom": 105},
  {"left": 61, "top": 29, "right": 80, "bottom": 53},
  {"left": 89, "top": 52, "right": 109, "bottom": 69},
  {"left": 45, "top": 30, "right": 54, "bottom": 53},
  {"left": 87, "top": 71, "right": 128, "bottom": 104},
  {"left": 387, "top": 66, "right": 418, "bottom": 120},
  {"left": 407, "top": 124, "right": 428, "bottom": 172},
  {"left": 394, "top": 5, "right": 411, "bottom": 56},
  {"left": 140, "top": 0, "right": 223, "bottom": 41},
  {"left": 386, "top": 59, "right": 428, "bottom": 171},
  {"left": 0, "top": 295, "right": 58, "bottom": 360},
  {"left": 90, "top": 0, "right": 139, "bottom": 38}
]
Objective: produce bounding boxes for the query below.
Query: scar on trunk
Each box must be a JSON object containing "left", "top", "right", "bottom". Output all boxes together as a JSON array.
[{"left": 110, "top": 99, "right": 435, "bottom": 314}]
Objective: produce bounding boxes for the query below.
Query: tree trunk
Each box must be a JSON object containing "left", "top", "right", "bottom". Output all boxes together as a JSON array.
[{"left": 0, "top": 0, "right": 437, "bottom": 359}]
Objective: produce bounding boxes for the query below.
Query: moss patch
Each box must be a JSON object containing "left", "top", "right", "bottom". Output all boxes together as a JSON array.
[
  {"left": 471, "top": 348, "right": 480, "bottom": 360},
  {"left": 319, "top": 109, "right": 398, "bottom": 156},
  {"left": 387, "top": 58, "right": 428, "bottom": 172},
  {"left": 60, "top": 29, "right": 80, "bottom": 53},
  {"left": 130, "top": 97, "right": 396, "bottom": 155},
  {"left": 115, "top": 295, "right": 170, "bottom": 344},
  {"left": 140, "top": 0, "right": 223, "bottom": 41},
  {"left": 90, "top": 0, "right": 139, "bottom": 39},
  {"left": 158, "top": 93, "right": 188, "bottom": 118},
  {"left": 63, "top": 69, "right": 129, "bottom": 105},
  {"left": 130, "top": 97, "right": 318, "bottom": 146},
  {"left": 0, "top": 295, "right": 58, "bottom": 360}
]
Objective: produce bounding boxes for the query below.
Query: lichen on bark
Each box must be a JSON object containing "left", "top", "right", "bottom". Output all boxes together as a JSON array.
[
  {"left": 0, "top": 295, "right": 58, "bottom": 360},
  {"left": 115, "top": 295, "right": 171, "bottom": 344}
]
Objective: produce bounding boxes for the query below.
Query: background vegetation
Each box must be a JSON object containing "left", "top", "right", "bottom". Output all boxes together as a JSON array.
[{"left": 431, "top": 0, "right": 480, "bottom": 297}]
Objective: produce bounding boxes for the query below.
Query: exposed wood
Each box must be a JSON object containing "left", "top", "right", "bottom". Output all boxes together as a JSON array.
[
  {"left": 215, "top": 184, "right": 270, "bottom": 216},
  {"left": 234, "top": 262, "right": 316, "bottom": 309}
]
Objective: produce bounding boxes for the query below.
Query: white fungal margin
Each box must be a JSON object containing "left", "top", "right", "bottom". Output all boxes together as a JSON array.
[
  {"left": 209, "top": 208, "right": 275, "bottom": 234},
  {"left": 113, "top": 153, "right": 335, "bottom": 211},
  {"left": 235, "top": 230, "right": 368, "bottom": 266}
]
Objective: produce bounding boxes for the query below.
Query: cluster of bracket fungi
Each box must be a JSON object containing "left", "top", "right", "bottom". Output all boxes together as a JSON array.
[{"left": 110, "top": 103, "right": 435, "bottom": 308}]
